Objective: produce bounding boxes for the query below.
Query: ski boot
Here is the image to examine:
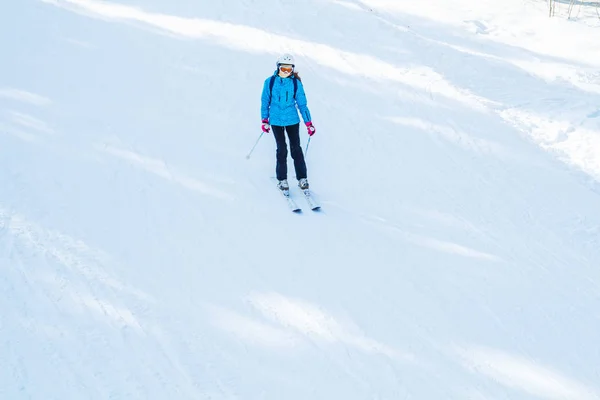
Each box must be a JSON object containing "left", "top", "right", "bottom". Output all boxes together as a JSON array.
[
  {"left": 298, "top": 178, "right": 309, "bottom": 190},
  {"left": 277, "top": 179, "right": 289, "bottom": 194}
]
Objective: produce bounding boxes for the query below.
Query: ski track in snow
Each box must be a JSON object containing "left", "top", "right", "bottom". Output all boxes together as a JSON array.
[{"left": 2, "top": 0, "right": 600, "bottom": 398}]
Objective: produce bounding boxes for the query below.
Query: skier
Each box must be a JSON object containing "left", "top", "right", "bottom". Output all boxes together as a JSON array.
[{"left": 261, "top": 53, "right": 316, "bottom": 191}]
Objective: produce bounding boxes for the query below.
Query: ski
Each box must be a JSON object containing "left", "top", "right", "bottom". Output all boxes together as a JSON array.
[
  {"left": 301, "top": 189, "right": 321, "bottom": 211},
  {"left": 282, "top": 189, "right": 302, "bottom": 213},
  {"left": 272, "top": 178, "right": 301, "bottom": 212}
]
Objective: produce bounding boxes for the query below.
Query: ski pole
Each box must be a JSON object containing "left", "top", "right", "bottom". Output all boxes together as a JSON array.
[
  {"left": 305, "top": 136, "right": 311, "bottom": 156},
  {"left": 246, "top": 132, "right": 264, "bottom": 159}
]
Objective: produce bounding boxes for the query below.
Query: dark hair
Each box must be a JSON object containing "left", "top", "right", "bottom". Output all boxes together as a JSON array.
[{"left": 292, "top": 71, "right": 302, "bottom": 81}]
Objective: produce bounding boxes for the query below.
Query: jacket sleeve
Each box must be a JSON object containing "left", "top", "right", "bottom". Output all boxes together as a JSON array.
[
  {"left": 261, "top": 78, "right": 271, "bottom": 120},
  {"left": 295, "top": 80, "right": 312, "bottom": 123}
]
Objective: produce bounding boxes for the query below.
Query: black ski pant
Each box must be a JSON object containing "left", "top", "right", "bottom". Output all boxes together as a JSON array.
[{"left": 272, "top": 123, "right": 307, "bottom": 181}]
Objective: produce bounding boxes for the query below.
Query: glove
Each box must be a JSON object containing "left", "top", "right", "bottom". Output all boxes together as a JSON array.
[
  {"left": 305, "top": 121, "right": 316, "bottom": 136},
  {"left": 261, "top": 118, "right": 270, "bottom": 133}
]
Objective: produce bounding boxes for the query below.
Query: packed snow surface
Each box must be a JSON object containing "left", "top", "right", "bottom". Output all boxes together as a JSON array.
[{"left": 1, "top": 0, "right": 599, "bottom": 399}]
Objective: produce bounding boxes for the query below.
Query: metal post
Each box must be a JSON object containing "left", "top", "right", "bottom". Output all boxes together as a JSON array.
[
  {"left": 305, "top": 136, "right": 311, "bottom": 156},
  {"left": 246, "top": 132, "right": 264, "bottom": 159}
]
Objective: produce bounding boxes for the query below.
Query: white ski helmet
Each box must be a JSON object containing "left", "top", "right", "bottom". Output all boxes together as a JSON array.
[{"left": 277, "top": 53, "right": 295, "bottom": 66}]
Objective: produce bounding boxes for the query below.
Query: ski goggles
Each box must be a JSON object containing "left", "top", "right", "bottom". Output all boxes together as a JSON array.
[{"left": 279, "top": 65, "right": 294, "bottom": 73}]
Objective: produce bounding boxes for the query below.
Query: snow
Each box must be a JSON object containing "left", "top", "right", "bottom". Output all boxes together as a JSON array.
[{"left": 1, "top": 0, "right": 599, "bottom": 399}]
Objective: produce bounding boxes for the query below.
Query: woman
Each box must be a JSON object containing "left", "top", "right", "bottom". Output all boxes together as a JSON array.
[{"left": 261, "top": 53, "right": 316, "bottom": 191}]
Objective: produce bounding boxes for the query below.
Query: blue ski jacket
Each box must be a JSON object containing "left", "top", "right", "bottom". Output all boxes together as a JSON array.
[{"left": 261, "top": 72, "right": 312, "bottom": 127}]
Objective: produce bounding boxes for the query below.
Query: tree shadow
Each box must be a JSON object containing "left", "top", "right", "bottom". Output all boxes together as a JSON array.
[
  {"left": 12, "top": 2, "right": 600, "bottom": 398},
  {"left": 553, "top": 0, "right": 600, "bottom": 7}
]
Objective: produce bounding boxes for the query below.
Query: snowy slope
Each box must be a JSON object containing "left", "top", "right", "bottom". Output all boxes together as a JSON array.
[{"left": 1, "top": 0, "right": 600, "bottom": 399}]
